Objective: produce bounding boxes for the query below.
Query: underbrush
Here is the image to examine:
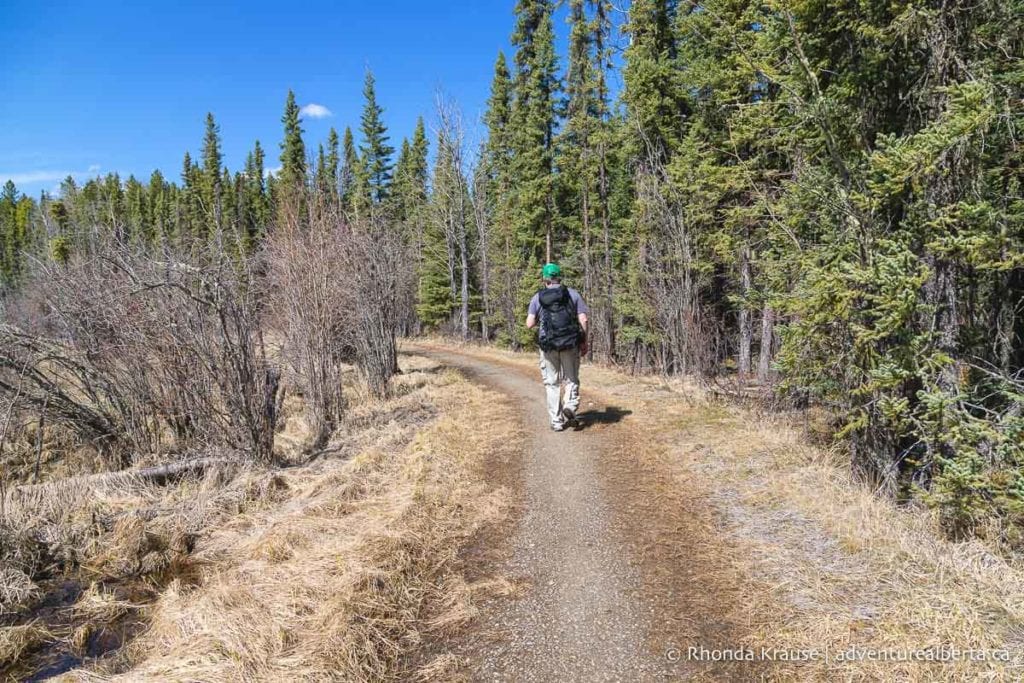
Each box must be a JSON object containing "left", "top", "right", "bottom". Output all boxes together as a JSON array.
[
  {"left": 0, "top": 449, "right": 284, "bottom": 676},
  {"left": 0, "top": 353, "right": 519, "bottom": 680}
]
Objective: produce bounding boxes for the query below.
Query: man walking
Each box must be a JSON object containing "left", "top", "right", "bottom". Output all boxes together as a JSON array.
[{"left": 526, "top": 263, "right": 589, "bottom": 431}]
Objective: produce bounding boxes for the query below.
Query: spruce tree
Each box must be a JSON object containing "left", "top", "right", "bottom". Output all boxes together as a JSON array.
[
  {"left": 0, "top": 180, "right": 19, "bottom": 286},
  {"left": 621, "top": 0, "right": 684, "bottom": 163},
  {"left": 394, "top": 139, "right": 413, "bottom": 222},
  {"left": 483, "top": 51, "right": 519, "bottom": 344},
  {"left": 339, "top": 126, "right": 360, "bottom": 215},
  {"left": 201, "top": 112, "right": 223, "bottom": 236},
  {"left": 124, "top": 175, "right": 148, "bottom": 244},
  {"left": 278, "top": 89, "right": 307, "bottom": 226},
  {"left": 148, "top": 170, "right": 170, "bottom": 244},
  {"left": 558, "top": 0, "right": 617, "bottom": 359},
  {"left": 325, "top": 127, "right": 341, "bottom": 201},
  {"left": 509, "top": 0, "right": 559, "bottom": 262},
  {"left": 393, "top": 117, "right": 429, "bottom": 224},
  {"left": 358, "top": 71, "right": 395, "bottom": 204},
  {"left": 560, "top": 0, "right": 597, "bottom": 294},
  {"left": 241, "top": 140, "right": 269, "bottom": 248},
  {"left": 419, "top": 127, "right": 464, "bottom": 330},
  {"left": 314, "top": 143, "right": 328, "bottom": 196}
]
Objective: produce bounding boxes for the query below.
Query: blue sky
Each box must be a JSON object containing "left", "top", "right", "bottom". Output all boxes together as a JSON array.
[{"left": 1, "top": 0, "right": 622, "bottom": 197}]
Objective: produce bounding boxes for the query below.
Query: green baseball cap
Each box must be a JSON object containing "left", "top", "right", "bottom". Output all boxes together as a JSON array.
[{"left": 542, "top": 262, "right": 562, "bottom": 279}]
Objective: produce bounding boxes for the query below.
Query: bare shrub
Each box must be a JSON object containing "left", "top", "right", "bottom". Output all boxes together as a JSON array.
[
  {"left": 635, "top": 169, "right": 722, "bottom": 376},
  {"left": 0, "top": 238, "right": 280, "bottom": 468},
  {"left": 347, "top": 215, "right": 405, "bottom": 398},
  {"left": 266, "top": 205, "right": 405, "bottom": 425},
  {"left": 265, "top": 216, "right": 350, "bottom": 449}
]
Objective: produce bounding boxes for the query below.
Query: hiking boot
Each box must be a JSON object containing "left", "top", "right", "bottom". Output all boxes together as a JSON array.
[{"left": 561, "top": 406, "right": 577, "bottom": 427}]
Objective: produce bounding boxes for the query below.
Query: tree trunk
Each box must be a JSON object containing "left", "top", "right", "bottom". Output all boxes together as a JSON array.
[
  {"left": 599, "top": 148, "right": 614, "bottom": 361},
  {"left": 475, "top": 182, "right": 492, "bottom": 341},
  {"left": 11, "top": 456, "right": 234, "bottom": 499},
  {"left": 757, "top": 305, "right": 775, "bottom": 381},
  {"left": 458, "top": 201, "right": 470, "bottom": 340},
  {"left": 738, "top": 248, "right": 752, "bottom": 378}
]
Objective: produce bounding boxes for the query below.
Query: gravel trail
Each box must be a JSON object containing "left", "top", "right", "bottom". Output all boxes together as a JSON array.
[{"left": 416, "top": 347, "right": 671, "bottom": 682}]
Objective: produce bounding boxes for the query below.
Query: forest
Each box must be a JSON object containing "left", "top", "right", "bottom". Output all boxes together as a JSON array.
[{"left": 1, "top": 0, "right": 1022, "bottom": 552}]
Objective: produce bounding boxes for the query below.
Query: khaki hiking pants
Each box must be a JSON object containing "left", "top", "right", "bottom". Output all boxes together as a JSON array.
[{"left": 539, "top": 347, "right": 581, "bottom": 428}]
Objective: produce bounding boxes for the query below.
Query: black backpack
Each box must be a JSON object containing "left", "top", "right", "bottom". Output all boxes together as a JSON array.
[{"left": 537, "top": 286, "right": 581, "bottom": 351}]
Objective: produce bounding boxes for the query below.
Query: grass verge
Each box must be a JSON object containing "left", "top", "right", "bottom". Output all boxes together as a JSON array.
[{"left": 3, "top": 354, "right": 521, "bottom": 681}]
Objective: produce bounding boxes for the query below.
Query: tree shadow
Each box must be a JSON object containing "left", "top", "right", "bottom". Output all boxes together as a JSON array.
[{"left": 573, "top": 405, "right": 632, "bottom": 430}]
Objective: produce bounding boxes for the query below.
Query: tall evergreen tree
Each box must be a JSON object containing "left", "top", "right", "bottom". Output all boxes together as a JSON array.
[
  {"left": 314, "top": 143, "right": 328, "bottom": 197},
  {"left": 201, "top": 112, "right": 224, "bottom": 236},
  {"left": 559, "top": 0, "right": 618, "bottom": 358},
  {"left": 124, "top": 175, "right": 148, "bottom": 244},
  {"left": 278, "top": 89, "right": 307, "bottom": 226},
  {"left": 0, "top": 180, "right": 21, "bottom": 287},
  {"left": 509, "top": 0, "right": 559, "bottom": 262},
  {"left": 241, "top": 140, "right": 269, "bottom": 248},
  {"left": 325, "top": 127, "right": 341, "bottom": 201},
  {"left": 483, "top": 51, "right": 520, "bottom": 345},
  {"left": 339, "top": 126, "right": 360, "bottom": 215},
  {"left": 621, "top": 0, "right": 684, "bottom": 164},
  {"left": 393, "top": 117, "right": 429, "bottom": 224},
  {"left": 419, "top": 121, "right": 468, "bottom": 332},
  {"left": 358, "top": 71, "right": 395, "bottom": 204},
  {"left": 147, "top": 169, "right": 170, "bottom": 244}
]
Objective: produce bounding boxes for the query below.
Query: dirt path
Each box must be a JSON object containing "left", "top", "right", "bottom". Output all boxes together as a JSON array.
[{"left": 414, "top": 345, "right": 758, "bottom": 682}]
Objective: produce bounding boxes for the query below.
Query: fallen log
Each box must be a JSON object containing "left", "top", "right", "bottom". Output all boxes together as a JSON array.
[{"left": 8, "top": 457, "right": 236, "bottom": 500}]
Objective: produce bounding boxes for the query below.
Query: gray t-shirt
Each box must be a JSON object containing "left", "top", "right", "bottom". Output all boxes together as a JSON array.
[{"left": 528, "top": 285, "right": 589, "bottom": 317}]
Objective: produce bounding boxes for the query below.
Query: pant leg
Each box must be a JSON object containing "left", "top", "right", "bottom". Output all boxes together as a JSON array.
[
  {"left": 559, "top": 348, "right": 581, "bottom": 413},
  {"left": 539, "top": 349, "right": 564, "bottom": 426}
]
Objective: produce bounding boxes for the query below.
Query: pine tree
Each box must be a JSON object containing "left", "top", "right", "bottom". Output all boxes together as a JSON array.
[
  {"left": 175, "top": 151, "right": 193, "bottom": 243},
  {"left": 278, "top": 89, "right": 307, "bottom": 226},
  {"left": 124, "top": 175, "right": 148, "bottom": 244},
  {"left": 483, "top": 51, "right": 519, "bottom": 344},
  {"left": 359, "top": 71, "right": 395, "bottom": 204},
  {"left": 621, "top": 0, "right": 684, "bottom": 164},
  {"left": 509, "top": 0, "right": 559, "bottom": 262},
  {"left": 559, "top": 0, "right": 618, "bottom": 358},
  {"left": 219, "top": 167, "right": 237, "bottom": 249},
  {"left": 418, "top": 125, "right": 464, "bottom": 330},
  {"left": 314, "top": 143, "right": 328, "bottom": 196},
  {"left": 0, "top": 180, "right": 20, "bottom": 286},
  {"left": 325, "top": 127, "right": 341, "bottom": 201},
  {"left": 393, "top": 117, "right": 429, "bottom": 224},
  {"left": 241, "top": 140, "right": 269, "bottom": 249},
  {"left": 339, "top": 126, "right": 360, "bottom": 215},
  {"left": 201, "top": 112, "right": 223, "bottom": 236},
  {"left": 148, "top": 169, "right": 170, "bottom": 244}
]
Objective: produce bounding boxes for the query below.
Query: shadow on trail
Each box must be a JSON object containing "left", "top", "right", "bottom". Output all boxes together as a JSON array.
[{"left": 574, "top": 405, "right": 632, "bottom": 430}]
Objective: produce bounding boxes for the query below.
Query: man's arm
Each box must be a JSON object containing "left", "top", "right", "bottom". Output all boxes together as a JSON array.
[
  {"left": 525, "top": 293, "right": 540, "bottom": 329},
  {"left": 573, "top": 290, "right": 590, "bottom": 355},
  {"left": 578, "top": 312, "right": 589, "bottom": 354}
]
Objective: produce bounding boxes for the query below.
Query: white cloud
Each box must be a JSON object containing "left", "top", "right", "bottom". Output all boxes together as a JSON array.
[
  {"left": 1, "top": 166, "right": 102, "bottom": 186},
  {"left": 299, "top": 103, "right": 332, "bottom": 119},
  {"left": 264, "top": 166, "right": 282, "bottom": 179},
  {"left": 3, "top": 170, "right": 75, "bottom": 184}
]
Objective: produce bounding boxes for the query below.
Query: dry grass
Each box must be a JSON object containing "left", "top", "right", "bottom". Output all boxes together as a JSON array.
[
  {"left": 47, "top": 354, "right": 521, "bottom": 681},
  {"left": 0, "top": 622, "right": 53, "bottom": 669},
  {"left": 416, "top": 339, "right": 1024, "bottom": 681}
]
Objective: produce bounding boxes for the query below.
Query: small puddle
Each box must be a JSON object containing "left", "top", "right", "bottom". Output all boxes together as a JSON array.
[{"left": 1, "top": 577, "right": 156, "bottom": 681}]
